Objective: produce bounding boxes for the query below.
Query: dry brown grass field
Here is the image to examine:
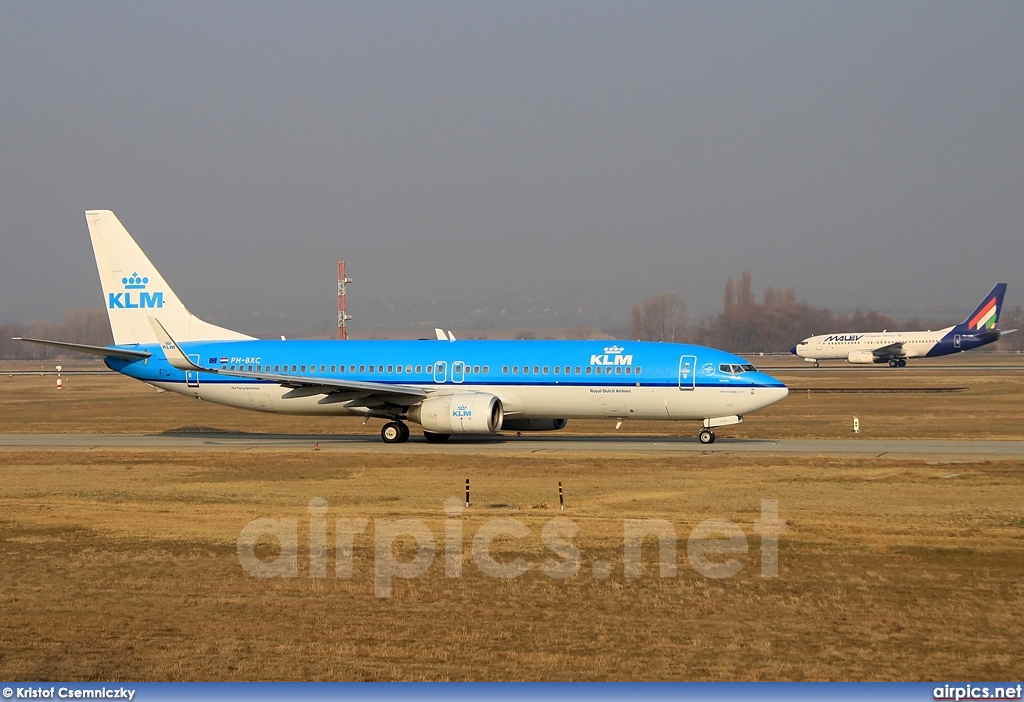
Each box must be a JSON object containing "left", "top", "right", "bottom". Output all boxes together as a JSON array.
[{"left": 1, "top": 357, "right": 1022, "bottom": 681}]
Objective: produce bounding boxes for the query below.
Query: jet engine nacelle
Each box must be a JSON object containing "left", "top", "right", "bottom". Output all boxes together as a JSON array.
[
  {"left": 501, "top": 418, "right": 568, "bottom": 432},
  {"left": 407, "top": 393, "right": 504, "bottom": 434},
  {"left": 847, "top": 350, "right": 879, "bottom": 364}
]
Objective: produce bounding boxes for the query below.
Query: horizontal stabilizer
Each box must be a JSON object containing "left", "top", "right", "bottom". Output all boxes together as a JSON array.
[{"left": 13, "top": 337, "right": 151, "bottom": 361}]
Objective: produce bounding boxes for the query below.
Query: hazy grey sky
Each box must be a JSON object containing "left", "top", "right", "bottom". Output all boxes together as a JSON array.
[{"left": 2, "top": 1, "right": 1022, "bottom": 334}]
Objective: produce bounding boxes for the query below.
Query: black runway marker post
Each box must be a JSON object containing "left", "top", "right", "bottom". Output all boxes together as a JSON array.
[
  {"left": 465, "top": 478, "right": 470, "bottom": 508},
  {"left": 559, "top": 481, "right": 564, "bottom": 511}
]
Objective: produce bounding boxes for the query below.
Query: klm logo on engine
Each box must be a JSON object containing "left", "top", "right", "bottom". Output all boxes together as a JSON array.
[
  {"left": 824, "top": 334, "right": 863, "bottom": 343},
  {"left": 108, "top": 272, "right": 164, "bottom": 309},
  {"left": 590, "top": 345, "right": 633, "bottom": 366},
  {"left": 452, "top": 404, "right": 472, "bottom": 418}
]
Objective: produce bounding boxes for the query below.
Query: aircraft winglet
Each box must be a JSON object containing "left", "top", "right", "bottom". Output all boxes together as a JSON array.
[{"left": 148, "top": 317, "right": 203, "bottom": 371}]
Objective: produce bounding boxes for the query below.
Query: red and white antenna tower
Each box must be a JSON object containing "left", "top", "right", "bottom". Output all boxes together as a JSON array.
[{"left": 338, "top": 260, "right": 352, "bottom": 340}]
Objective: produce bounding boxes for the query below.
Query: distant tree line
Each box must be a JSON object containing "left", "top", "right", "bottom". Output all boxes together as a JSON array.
[
  {"left": 0, "top": 308, "right": 112, "bottom": 360},
  {"left": 629, "top": 271, "right": 1024, "bottom": 354},
  {"left": 2, "top": 289, "right": 1020, "bottom": 358}
]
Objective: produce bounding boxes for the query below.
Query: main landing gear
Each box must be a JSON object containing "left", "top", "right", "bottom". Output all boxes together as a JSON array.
[
  {"left": 698, "top": 428, "right": 716, "bottom": 444},
  {"left": 380, "top": 422, "right": 453, "bottom": 444},
  {"left": 380, "top": 421, "right": 411, "bottom": 444},
  {"left": 888, "top": 359, "right": 907, "bottom": 368}
]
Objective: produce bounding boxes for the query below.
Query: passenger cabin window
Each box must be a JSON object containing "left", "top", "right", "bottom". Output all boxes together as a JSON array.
[
  {"left": 543, "top": 366, "right": 549, "bottom": 374},
  {"left": 415, "top": 365, "right": 422, "bottom": 373},
  {"left": 406, "top": 365, "right": 412, "bottom": 373},
  {"left": 483, "top": 366, "right": 489, "bottom": 374},
  {"left": 359, "top": 365, "right": 365, "bottom": 372},
  {"left": 503, "top": 366, "right": 509, "bottom": 373}
]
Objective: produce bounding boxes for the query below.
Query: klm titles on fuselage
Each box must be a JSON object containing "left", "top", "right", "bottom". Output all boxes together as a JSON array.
[{"left": 590, "top": 346, "right": 633, "bottom": 366}]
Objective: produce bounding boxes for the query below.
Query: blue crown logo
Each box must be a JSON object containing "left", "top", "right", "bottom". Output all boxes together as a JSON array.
[
  {"left": 604, "top": 345, "right": 624, "bottom": 354},
  {"left": 122, "top": 273, "right": 149, "bottom": 290}
]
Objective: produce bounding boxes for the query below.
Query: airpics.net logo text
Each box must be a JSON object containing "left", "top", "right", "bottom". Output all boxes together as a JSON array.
[{"left": 236, "top": 498, "right": 786, "bottom": 597}]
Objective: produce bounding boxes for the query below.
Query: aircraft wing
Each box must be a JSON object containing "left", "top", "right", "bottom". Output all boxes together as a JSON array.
[
  {"left": 868, "top": 342, "right": 906, "bottom": 360},
  {"left": 147, "top": 318, "right": 427, "bottom": 403},
  {"left": 13, "top": 337, "right": 152, "bottom": 361}
]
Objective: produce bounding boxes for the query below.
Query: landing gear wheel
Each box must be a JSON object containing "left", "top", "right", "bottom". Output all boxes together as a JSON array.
[
  {"left": 889, "top": 359, "right": 899, "bottom": 367},
  {"left": 381, "top": 422, "right": 408, "bottom": 444},
  {"left": 698, "top": 428, "right": 716, "bottom": 444},
  {"left": 813, "top": 362, "right": 820, "bottom": 368},
  {"left": 897, "top": 359, "right": 907, "bottom": 367},
  {"left": 423, "top": 430, "right": 451, "bottom": 443}
]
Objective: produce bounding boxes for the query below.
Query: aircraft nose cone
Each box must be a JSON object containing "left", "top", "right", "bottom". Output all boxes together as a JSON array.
[{"left": 790, "top": 346, "right": 797, "bottom": 355}]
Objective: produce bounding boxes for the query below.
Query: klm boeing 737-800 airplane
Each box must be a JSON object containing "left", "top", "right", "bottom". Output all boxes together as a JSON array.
[
  {"left": 791, "top": 283, "right": 1014, "bottom": 367},
  {"left": 17, "top": 210, "right": 788, "bottom": 443}
]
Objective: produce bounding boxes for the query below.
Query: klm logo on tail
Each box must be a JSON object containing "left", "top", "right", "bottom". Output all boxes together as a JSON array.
[{"left": 108, "top": 272, "right": 164, "bottom": 309}]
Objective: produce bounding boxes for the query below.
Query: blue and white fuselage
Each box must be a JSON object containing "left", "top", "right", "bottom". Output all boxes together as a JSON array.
[
  {"left": 109, "top": 338, "right": 787, "bottom": 426},
  {"left": 791, "top": 283, "right": 1013, "bottom": 367},
  {"left": 17, "top": 211, "right": 788, "bottom": 444}
]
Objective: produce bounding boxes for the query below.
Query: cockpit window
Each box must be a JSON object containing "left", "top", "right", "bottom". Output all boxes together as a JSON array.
[
  {"left": 741, "top": 364, "right": 757, "bottom": 372},
  {"left": 719, "top": 364, "right": 756, "bottom": 374}
]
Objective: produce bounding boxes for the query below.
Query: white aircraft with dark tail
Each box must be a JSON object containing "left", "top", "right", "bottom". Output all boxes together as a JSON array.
[
  {"left": 791, "top": 283, "right": 1013, "bottom": 367},
  {"left": 17, "top": 211, "right": 788, "bottom": 444}
]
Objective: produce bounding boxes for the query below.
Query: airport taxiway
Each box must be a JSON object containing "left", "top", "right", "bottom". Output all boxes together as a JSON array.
[{"left": 2, "top": 433, "right": 1023, "bottom": 457}]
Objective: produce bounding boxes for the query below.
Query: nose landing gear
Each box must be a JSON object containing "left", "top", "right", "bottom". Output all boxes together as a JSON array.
[{"left": 698, "top": 428, "right": 716, "bottom": 444}]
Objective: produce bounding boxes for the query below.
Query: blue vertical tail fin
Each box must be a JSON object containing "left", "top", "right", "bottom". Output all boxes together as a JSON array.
[{"left": 954, "top": 283, "right": 1007, "bottom": 332}]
